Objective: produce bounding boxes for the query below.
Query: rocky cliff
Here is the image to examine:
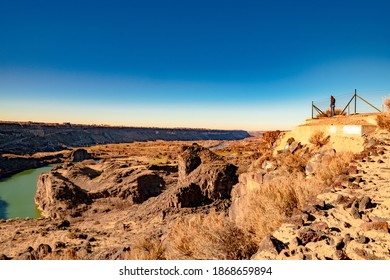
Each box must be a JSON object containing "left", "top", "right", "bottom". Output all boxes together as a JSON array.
[{"left": 0, "top": 121, "right": 250, "bottom": 155}]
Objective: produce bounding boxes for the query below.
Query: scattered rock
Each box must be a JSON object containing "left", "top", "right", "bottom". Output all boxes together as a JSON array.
[
  {"left": 360, "top": 222, "right": 389, "bottom": 233},
  {"left": 348, "top": 165, "right": 358, "bottom": 175},
  {"left": 257, "top": 235, "right": 288, "bottom": 255},
  {"left": 335, "top": 250, "right": 350, "bottom": 260},
  {"left": 350, "top": 201, "right": 361, "bottom": 219},
  {"left": 358, "top": 196, "right": 373, "bottom": 212},
  {"left": 36, "top": 244, "right": 52, "bottom": 259},
  {"left": 55, "top": 241, "right": 66, "bottom": 249},
  {"left": 262, "top": 160, "right": 277, "bottom": 171},
  {"left": 343, "top": 234, "right": 353, "bottom": 243},
  {"left": 298, "top": 228, "right": 325, "bottom": 245},
  {"left": 289, "top": 141, "right": 301, "bottom": 154},
  {"left": 311, "top": 221, "right": 329, "bottom": 232},
  {"left": 78, "top": 233, "right": 88, "bottom": 240},
  {"left": 0, "top": 254, "right": 11, "bottom": 260},
  {"left": 57, "top": 220, "right": 70, "bottom": 229},
  {"left": 335, "top": 238, "right": 345, "bottom": 250},
  {"left": 356, "top": 235, "right": 369, "bottom": 244},
  {"left": 302, "top": 212, "right": 316, "bottom": 223}
]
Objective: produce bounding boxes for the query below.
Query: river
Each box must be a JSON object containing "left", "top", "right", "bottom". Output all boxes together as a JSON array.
[{"left": 0, "top": 165, "right": 54, "bottom": 219}]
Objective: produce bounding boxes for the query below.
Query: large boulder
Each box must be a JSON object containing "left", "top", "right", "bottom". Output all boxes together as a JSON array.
[
  {"left": 171, "top": 144, "right": 238, "bottom": 207},
  {"left": 69, "top": 148, "right": 92, "bottom": 162}
]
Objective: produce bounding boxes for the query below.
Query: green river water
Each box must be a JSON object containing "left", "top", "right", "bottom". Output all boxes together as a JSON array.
[{"left": 0, "top": 165, "right": 54, "bottom": 219}]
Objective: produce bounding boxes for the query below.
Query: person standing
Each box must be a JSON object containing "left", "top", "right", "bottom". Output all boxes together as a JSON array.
[{"left": 330, "top": 95, "right": 336, "bottom": 116}]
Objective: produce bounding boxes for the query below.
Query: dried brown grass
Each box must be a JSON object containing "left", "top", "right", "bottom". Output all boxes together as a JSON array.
[
  {"left": 316, "top": 107, "right": 346, "bottom": 118},
  {"left": 377, "top": 113, "right": 390, "bottom": 130},
  {"left": 309, "top": 131, "right": 330, "bottom": 147},
  {"left": 165, "top": 148, "right": 353, "bottom": 260},
  {"left": 243, "top": 175, "right": 300, "bottom": 243},
  {"left": 167, "top": 211, "right": 256, "bottom": 260},
  {"left": 384, "top": 98, "right": 390, "bottom": 111},
  {"left": 311, "top": 152, "right": 353, "bottom": 189},
  {"left": 239, "top": 151, "right": 353, "bottom": 243},
  {"left": 125, "top": 238, "right": 166, "bottom": 260},
  {"left": 278, "top": 151, "right": 309, "bottom": 174}
]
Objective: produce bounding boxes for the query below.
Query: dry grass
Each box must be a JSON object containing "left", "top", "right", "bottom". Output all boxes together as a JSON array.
[
  {"left": 262, "top": 130, "right": 282, "bottom": 149},
  {"left": 377, "top": 113, "right": 390, "bottom": 130},
  {"left": 243, "top": 175, "right": 300, "bottom": 243},
  {"left": 384, "top": 98, "right": 390, "bottom": 111},
  {"left": 167, "top": 211, "right": 257, "bottom": 260},
  {"left": 278, "top": 151, "right": 309, "bottom": 174},
  {"left": 238, "top": 151, "right": 353, "bottom": 244},
  {"left": 309, "top": 131, "right": 330, "bottom": 147},
  {"left": 311, "top": 152, "right": 353, "bottom": 188},
  {"left": 316, "top": 107, "right": 346, "bottom": 118},
  {"left": 125, "top": 238, "right": 166, "bottom": 260}
]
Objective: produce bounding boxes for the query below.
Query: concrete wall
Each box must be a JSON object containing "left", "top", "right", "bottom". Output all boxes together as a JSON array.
[{"left": 276, "top": 124, "right": 376, "bottom": 154}]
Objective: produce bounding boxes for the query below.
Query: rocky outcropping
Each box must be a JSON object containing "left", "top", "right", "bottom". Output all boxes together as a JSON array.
[
  {"left": 69, "top": 149, "right": 92, "bottom": 162},
  {"left": 35, "top": 160, "right": 166, "bottom": 219},
  {"left": 0, "top": 149, "right": 92, "bottom": 179},
  {"left": 0, "top": 155, "right": 45, "bottom": 179},
  {"left": 35, "top": 171, "right": 92, "bottom": 219},
  {"left": 170, "top": 144, "right": 238, "bottom": 208}
]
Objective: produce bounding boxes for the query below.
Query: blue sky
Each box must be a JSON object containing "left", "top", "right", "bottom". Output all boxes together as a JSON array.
[{"left": 1, "top": 0, "right": 390, "bottom": 130}]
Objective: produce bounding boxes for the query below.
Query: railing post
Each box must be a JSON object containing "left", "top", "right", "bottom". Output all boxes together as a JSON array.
[{"left": 312, "top": 101, "right": 314, "bottom": 118}]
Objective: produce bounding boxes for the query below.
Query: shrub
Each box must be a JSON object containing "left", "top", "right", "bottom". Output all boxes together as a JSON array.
[
  {"left": 316, "top": 107, "right": 346, "bottom": 118},
  {"left": 125, "top": 238, "right": 166, "bottom": 260},
  {"left": 243, "top": 175, "right": 300, "bottom": 243},
  {"left": 167, "top": 211, "right": 257, "bottom": 260},
  {"left": 262, "top": 130, "right": 282, "bottom": 149},
  {"left": 278, "top": 151, "right": 309, "bottom": 174},
  {"left": 305, "top": 152, "right": 353, "bottom": 197},
  {"left": 384, "top": 98, "right": 390, "bottom": 111},
  {"left": 309, "top": 131, "right": 330, "bottom": 147},
  {"left": 377, "top": 113, "right": 390, "bottom": 130}
]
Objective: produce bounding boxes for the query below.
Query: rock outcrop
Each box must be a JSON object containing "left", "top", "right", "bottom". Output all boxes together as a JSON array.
[
  {"left": 35, "top": 159, "right": 166, "bottom": 219},
  {"left": 0, "top": 155, "right": 45, "bottom": 179},
  {"left": 169, "top": 144, "right": 238, "bottom": 208},
  {"left": 69, "top": 149, "right": 92, "bottom": 162},
  {"left": 35, "top": 172, "right": 92, "bottom": 219}
]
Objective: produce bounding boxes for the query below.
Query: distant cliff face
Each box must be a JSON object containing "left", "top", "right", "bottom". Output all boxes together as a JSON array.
[{"left": 0, "top": 122, "right": 250, "bottom": 155}]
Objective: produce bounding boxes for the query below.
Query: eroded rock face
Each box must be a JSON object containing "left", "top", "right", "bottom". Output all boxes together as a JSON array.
[
  {"left": 0, "top": 155, "right": 45, "bottom": 179},
  {"left": 69, "top": 149, "right": 92, "bottom": 162},
  {"left": 171, "top": 144, "right": 238, "bottom": 208},
  {"left": 35, "top": 160, "right": 166, "bottom": 219},
  {"left": 35, "top": 172, "right": 92, "bottom": 219}
]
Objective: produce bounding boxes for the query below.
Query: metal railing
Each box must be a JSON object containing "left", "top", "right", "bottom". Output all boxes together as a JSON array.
[{"left": 311, "top": 89, "right": 382, "bottom": 118}]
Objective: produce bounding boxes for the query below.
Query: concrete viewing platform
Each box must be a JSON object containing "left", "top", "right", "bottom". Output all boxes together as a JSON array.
[{"left": 277, "top": 113, "right": 381, "bottom": 153}]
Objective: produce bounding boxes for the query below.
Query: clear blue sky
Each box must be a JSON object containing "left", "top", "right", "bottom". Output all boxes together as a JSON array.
[{"left": 1, "top": 0, "right": 390, "bottom": 130}]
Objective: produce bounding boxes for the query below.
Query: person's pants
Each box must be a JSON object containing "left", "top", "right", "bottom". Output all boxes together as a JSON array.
[{"left": 331, "top": 105, "right": 335, "bottom": 116}]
